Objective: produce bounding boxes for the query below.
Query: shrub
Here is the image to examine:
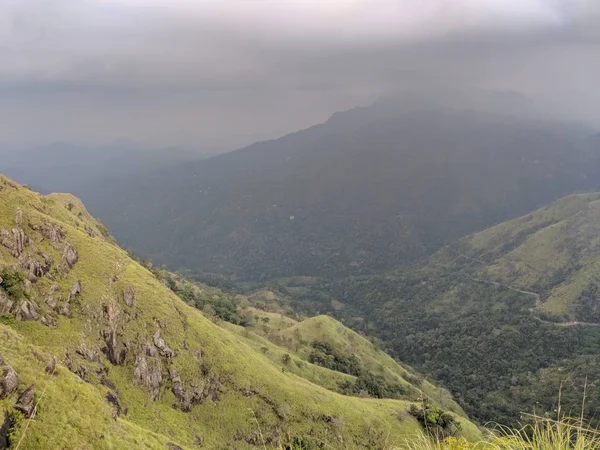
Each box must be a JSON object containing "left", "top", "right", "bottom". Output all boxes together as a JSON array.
[{"left": 0, "top": 267, "right": 27, "bottom": 300}]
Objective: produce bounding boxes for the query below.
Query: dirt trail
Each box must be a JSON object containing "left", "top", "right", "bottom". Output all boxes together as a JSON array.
[{"left": 454, "top": 250, "right": 600, "bottom": 328}]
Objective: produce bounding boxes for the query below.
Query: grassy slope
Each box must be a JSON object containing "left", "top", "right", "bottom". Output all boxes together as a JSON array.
[
  {"left": 156, "top": 275, "right": 464, "bottom": 415},
  {"left": 456, "top": 192, "right": 600, "bottom": 320},
  {"left": 0, "top": 175, "right": 480, "bottom": 449}
]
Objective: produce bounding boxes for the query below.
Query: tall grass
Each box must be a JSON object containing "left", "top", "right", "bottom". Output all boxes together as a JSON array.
[{"left": 396, "top": 415, "right": 600, "bottom": 450}]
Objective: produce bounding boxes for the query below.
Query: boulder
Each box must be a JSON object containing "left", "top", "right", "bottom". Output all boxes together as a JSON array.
[
  {"left": 153, "top": 330, "right": 174, "bottom": 358},
  {"left": 0, "top": 366, "right": 18, "bottom": 399},
  {"left": 15, "top": 300, "right": 40, "bottom": 321},
  {"left": 63, "top": 243, "right": 78, "bottom": 269},
  {"left": 69, "top": 280, "right": 82, "bottom": 301},
  {"left": 133, "top": 354, "right": 162, "bottom": 401},
  {"left": 123, "top": 286, "right": 135, "bottom": 307},
  {"left": 15, "top": 384, "right": 36, "bottom": 418}
]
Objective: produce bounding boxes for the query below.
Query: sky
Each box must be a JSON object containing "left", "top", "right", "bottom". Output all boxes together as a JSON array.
[{"left": 1, "top": 0, "right": 599, "bottom": 150}]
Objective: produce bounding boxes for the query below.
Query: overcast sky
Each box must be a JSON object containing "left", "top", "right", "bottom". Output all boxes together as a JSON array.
[{"left": 1, "top": 0, "right": 599, "bottom": 150}]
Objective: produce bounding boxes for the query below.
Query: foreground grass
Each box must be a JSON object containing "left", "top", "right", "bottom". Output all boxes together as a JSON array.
[{"left": 394, "top": 416, "right": 600, "bottom": 450}]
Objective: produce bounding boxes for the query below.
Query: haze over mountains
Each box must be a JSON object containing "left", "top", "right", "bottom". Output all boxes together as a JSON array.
[{"left": 68, "top": 96, "right": 600, "bottom": 279}]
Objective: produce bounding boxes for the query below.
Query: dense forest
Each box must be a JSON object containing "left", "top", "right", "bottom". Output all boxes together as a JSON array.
[{"left": 288, "top": 264, "right": 600, "bottom": 427}]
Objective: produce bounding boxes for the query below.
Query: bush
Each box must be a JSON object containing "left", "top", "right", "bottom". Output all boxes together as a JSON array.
[
  {"left": 308, "top": 341, "right": 361, "bottom": 376},
  {"left": 0, "top": 267, "right": 27, "bottom": 300},
  {"left": 408, "top": 401, "right": 461, "bottom": 439}
]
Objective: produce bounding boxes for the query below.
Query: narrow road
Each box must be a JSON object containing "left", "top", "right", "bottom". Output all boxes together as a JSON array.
[{"left": 454, "top": 250, "right": 600, "bottom": 328}]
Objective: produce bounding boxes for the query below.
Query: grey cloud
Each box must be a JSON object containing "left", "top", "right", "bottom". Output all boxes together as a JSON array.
[{"left": 0, "top": 0, "right": 599, "bottom": 147}]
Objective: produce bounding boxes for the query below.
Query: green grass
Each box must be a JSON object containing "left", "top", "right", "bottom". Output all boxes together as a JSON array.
[
  {"left": 456, "top": 193, "right": 600, "bottom": 321},
  {"left": 0, "top": 174, "right": 480, "bottom": 449}
]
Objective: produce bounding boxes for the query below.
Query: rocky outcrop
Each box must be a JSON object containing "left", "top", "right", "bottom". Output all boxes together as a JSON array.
[
  {"left": 20, "top": 256, "right": 46, "bottom": 282},
  {"left": 0, "top": 228, "right": 27, "bottom": 258},
  {"left": 62, "top": 242, "right": 78, "bottom": 269},
  {"left": 100, "top": 329, "right": 126, "bottom": 366},
  {"left": 14, "top": 300, "right": 40, "bottom": 321},
  {"left": 0, "top": 357, "right": 18, "bottom": 399},
  {"left": 76, "top": 342, "right": 99, "bottom": 363},
  {"left": 123, "top": 286, "right": 135, "bottom": 307},
  {"left": 153, "top": 330, "right": 174, "bottom": 358},
  {"left": 45, "top": 355, "right": 57, "bottom": 375},
  {"left": 0, "top": 292, "right": 13, "bottom": 315},
  {"left": 133, "top": 354, "right": 162, "bottom": 401},
  {"left": 30, "top": 221, "right": 64, "bottom": 244},
  {"left": 168, "top": 368, "right": 222, "bottom": 412},
  {"left": 69, "top": 280, "right": 82, "bottom": 301},
  {"left": 15, "top": 384, "right": 36, "bottom": 418},
  {"left": 166, "top": 443, "right": 183, "bottom": 450},
  {"left": 106, "top": 391, "right": 123, "bottom": 418}
]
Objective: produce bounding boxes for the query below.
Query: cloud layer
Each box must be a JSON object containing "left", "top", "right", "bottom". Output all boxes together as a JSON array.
[{"left": 1, "top": 0, "right": 599, "bottom": 148}]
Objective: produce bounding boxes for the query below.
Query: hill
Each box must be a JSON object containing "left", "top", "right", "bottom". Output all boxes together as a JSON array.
[
  {"left": 289, "top": 193, "right": 600, "bottom": 427},
  {"left": 84, "top": 103, "right": 600, "bottom": 279},
  {"left": 0, "top": 175, "right": 479, "bottom": 449}
]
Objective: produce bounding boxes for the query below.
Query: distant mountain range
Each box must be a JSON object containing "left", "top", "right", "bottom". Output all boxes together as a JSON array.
[
  {"left": 0, "top": 141, "right": 202, "bottom": 196},
  {"left": 78, "top": 100, "right": 600, "bottom": 279}
]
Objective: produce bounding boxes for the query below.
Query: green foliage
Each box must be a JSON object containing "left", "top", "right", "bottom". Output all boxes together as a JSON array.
[
  {"left": 308, "top": 340, "right": 361, "bottom": 376},
  {"left": 409, "top": 401, "right": 461, "bottom": 439},
  {"left": 156, "top": 271, "right": 243, "bottom": 324},
  {"left": 7, "top": 408, "right": 24, "bottom": 445},
  {"left": 290, "top": 195, "right": 600, "bottom": 427},
  {"left": 0, "top": 267, "right": 27, "bottom": 300},
  {"left": 339, "top": 372, "right": 407, "bottom": 399},
  {"left": 282, "top": 435, "right": 325, "bottom": 450}
]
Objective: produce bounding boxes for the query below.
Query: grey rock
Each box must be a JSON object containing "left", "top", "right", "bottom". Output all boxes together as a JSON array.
[
  {"left": 15, "top": 384, "right": 36, "bottom": 418},
  {"left": 153, "top": 330, "right": 174, "bottom": 358},
  {"left": 0, "top": 366, "right": 18, "bottom": 399},
  {"left": 123, "top": 286, "right": 135, "bottom": 307}
]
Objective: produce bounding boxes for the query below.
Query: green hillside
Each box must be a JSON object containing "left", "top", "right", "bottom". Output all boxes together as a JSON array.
[
  {"left": 292, "top": 193, "right": 600, "bottom": 427},
  {"left": 455, "top": 192, "right": 600, "bottom": 322},
  {"left": 0, "top": 175, "right": 479, "bottom": 449}
]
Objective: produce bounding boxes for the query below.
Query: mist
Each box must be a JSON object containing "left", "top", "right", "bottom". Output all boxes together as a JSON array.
[{"left": 1, "top": 0, "right": 599, "bottom": 150}]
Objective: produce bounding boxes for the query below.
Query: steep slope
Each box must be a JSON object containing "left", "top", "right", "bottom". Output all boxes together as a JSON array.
[
  {"left": 85, "top": 104, "right": 600, "bottom": 279},
  {"left": 0, "top": 175, "right": 479, "bottom": 449},
  {"left": 150, "top": 272, "right": 464, "bottom": 416},
  {"left": 291, "top": 194, "right": 600, "bottom": 427},
  {"left": 455, "top": 192, "right": 600, "bottom": 322}
]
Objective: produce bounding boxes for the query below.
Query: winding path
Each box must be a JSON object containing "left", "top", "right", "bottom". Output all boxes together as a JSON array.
[{"left": 454, "top": 250, "right": 600, "bottom": 328}]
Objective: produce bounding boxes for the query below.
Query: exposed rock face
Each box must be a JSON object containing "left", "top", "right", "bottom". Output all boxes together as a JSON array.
[
  {"left": 123, "top": 286, "right": 135, "bottom": 307},
  {"left": 106, "top": 391, "right": 122, "bottom": 417},
  {"left": 0, "top": 292, "right": 13, "bottom": 315},
  {"left": 15, "top": 384, "right": 36, "bottom": 418},
  {"left": 100, "top": 330, "right": 126, "bottom": 366},
  {"left": 45, "top": 356, "right": 57, "bottom": 375},
  {"left": 0, "top": 228, "right": 28, "bottom": 258},
  {"left": 11, "top": 229, "right": 26, "bottom": 258},
  {"left": 76, "top": 342, "right": 99, "bottom": 362},
  {"left": 63, "top": 242, "right": 78, "bottom": 269},
  {"left": 15, "top": 209, "right": 23, "bottom": 227},
  {"left": 166, "top": 443, "right": 183, "bottom": 450},
  {"left": 30, "top": 221, "right": 65, "bottom": 244},
  {"left": 20, "top": 256, "right": 46, "bottom": 282},
  {"left": 133, "top": 354, "right": 162, "bottom": 401},
  {"left": 69, "top": 280, "right": 82, "bottom": 301},
  {"left": 14, "top": 300, "right": 40, "bottom": 321},
  {"left": 0, "top": 362, "right": 18, "bottom": 399},
  {"left": 168, "top": 368, "right": 221, "bottom": 412},
  {"left": 153, "top": 330, "right": 174, "bottom": 358}
]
